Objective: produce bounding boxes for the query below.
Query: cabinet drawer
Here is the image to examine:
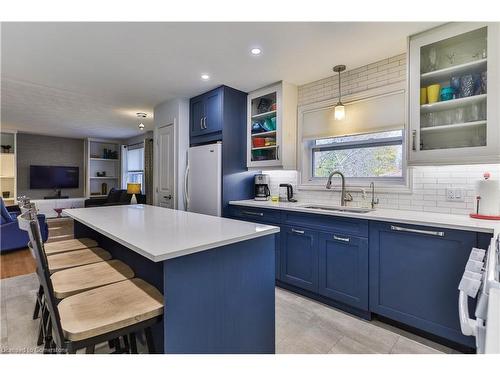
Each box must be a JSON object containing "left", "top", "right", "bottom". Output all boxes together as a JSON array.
[
  {"left": 282, "top": 211, "right": 368, "bottom": 237},
  {"left": 229, "top": 206, "right": 281, "bottom": 225}
]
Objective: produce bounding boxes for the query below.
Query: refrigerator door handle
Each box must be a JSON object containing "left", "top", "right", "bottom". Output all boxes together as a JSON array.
[{"left": 184, "top": 163, "right": 190, "bottom": 210}]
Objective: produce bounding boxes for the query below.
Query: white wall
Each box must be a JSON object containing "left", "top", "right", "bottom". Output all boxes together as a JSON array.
[{"left": 153, "top": 98, "right": 189, "bottom": 210}]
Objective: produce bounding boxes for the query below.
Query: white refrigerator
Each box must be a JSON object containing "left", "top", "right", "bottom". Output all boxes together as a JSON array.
[{"left": 184, "top": 143, "right": 222, "bottom": 216}]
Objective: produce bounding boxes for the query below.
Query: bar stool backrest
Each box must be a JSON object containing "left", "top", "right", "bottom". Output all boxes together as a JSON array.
[{"left": 18, "top": 209, "right": 66, "bottom": 348}]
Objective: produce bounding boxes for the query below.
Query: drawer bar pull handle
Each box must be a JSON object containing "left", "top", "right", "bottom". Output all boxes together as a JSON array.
[
  {"left": 291, "top": 229, "right": 305, "bottom": 234},
  {"left": 390, "top": 225, "right": 444, "bottom": 237},
  {"left": 242, "top": 211, "right": 264, "bottom": 217},
  {"left": 333, "top": 235, "right": 350, "bottom": 242}
]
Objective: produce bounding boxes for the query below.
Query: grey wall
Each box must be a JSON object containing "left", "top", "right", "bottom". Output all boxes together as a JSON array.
[{"left": 17, "top": 133, "right": 85, "bottom": 199}]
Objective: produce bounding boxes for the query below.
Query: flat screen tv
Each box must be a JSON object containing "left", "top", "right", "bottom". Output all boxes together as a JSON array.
[{"left": 30, "top": 165, "right": 79, "bottom": 189}]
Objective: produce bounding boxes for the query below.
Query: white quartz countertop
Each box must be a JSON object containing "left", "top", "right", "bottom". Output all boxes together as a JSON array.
[
  {"left": 229, "top": 199, "right": 500, "bottom": 235},
  {"left": 63, "top": 205, "right": 279, "bottom": 262}
]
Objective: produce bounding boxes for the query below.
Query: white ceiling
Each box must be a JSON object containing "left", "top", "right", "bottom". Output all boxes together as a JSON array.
[{"left": 1, "top": 22, "right": 439, "bottom": 139}]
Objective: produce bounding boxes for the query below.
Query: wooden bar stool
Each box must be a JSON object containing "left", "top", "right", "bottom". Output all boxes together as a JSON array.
[
  {"left": 51, "top": 259, "right": 134, "bottom": 298},
  {"left": 46, "top": 247, "right": 111, "bottom": 273},
  {"left": 44, "top": 238, "right": 98, "bottom": 255},
  {"left": 18, "top": 209, "right": 164, "bottom": 354}
]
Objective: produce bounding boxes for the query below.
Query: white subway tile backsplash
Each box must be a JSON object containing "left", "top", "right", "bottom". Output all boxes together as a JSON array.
[{"left": 260, "top": 164, "right": 499, "bottom": 217}]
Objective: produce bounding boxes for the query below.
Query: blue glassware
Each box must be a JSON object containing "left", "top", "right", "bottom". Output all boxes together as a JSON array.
[
  {"left": 450, "top": 76, "right": 461, "bottom": 99},
  {"left": 439, "top": 87, "right": 454, "bottom": 101},
  {"left": 460, "top": 74, "right": 474, "bottom": 97},
  {"left": 472, "top": 73, "right": 482, "bottom": 95}
]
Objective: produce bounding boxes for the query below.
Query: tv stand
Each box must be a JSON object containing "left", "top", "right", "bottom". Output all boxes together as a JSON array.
[
  {"left": 32, "top": 197, "right": 85, "bottom": 218},
  {"left": 43, "top": 196, "right": 69, "bottom": 200}
]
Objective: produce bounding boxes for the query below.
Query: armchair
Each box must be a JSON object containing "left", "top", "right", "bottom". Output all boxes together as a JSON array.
[{"left": 1, "top": 198, "right": 49, "bottom": 253}]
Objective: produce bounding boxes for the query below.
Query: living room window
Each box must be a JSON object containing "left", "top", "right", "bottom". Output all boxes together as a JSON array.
[{"left": 126, "top": 144, "right": 144, "bottom": 187}]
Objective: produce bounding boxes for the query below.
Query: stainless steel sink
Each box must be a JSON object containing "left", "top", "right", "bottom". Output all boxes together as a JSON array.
[{"left": 300, "top": 205, "right": 373, "bottom": 214}]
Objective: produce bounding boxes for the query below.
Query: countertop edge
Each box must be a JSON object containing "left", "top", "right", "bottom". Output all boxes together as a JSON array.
[
  {"left": 228, "top": 200, "right": 498, "bottom": 235},
  {"left": 63, "top": 208, "right": 279, "bottom": 262}
]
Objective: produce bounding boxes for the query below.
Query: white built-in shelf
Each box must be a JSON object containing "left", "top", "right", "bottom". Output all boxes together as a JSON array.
[
  {"left": 251, "top": 110, "right": 277, "bottom": 120},
  {"left": 420, "top": 94, "right": 487, "bottom": 113},
  {"left": 420, "top": 58, "right": 487, "bottom": 84},
  {"left": 251, "top": 130, "right": 277, "bottom": 137},
  {"left": 90, "top": 176, "right": 118, "bottom": 179},
  {"left": 251, "top": 145, "right": 277, "bottom": 151},
  {"left": 90, "top": 158, "right": 119, "bottom": 162},
  {"left": 421, "top": 120, "right": 487, "bottom": 133}
]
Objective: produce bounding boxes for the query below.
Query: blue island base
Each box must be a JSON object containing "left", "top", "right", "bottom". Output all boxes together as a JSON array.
[{"left": 74, "top": 221, "right": 276, "bottom": 354}]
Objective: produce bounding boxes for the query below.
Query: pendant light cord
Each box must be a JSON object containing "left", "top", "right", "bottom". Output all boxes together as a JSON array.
[{"left": 338, "top": 70, "right": 341, "bottom": 103}]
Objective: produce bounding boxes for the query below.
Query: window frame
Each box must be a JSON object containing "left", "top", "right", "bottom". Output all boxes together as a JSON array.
[
  {"left": 309, "top": 129, "right": 404, "bottom": 183},
  {"left": 297, "top": 82, "right": 411, "bottom": 193},
  {"left": 124, "top": 143, "right": 145, "bottom": 190}
]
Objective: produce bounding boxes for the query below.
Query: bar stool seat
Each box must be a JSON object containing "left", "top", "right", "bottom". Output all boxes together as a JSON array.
[
  {"left": 44, "top": 238, "right": 98, "bottom": 255},
  {"left": 51, "top": 260, "right": 135, "bottom": 299},
  {"left": 47, "top": 247, "right": 111, "bottom": 273},
  {"left": 58, "top": 278, "right": 164, "bottom": 341}
]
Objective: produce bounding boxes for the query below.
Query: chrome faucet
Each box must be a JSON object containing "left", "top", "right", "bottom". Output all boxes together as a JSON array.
[
  {"left": 326, "top": 171, "right": 353, "bottom": 206},
  {"left": 370, "top": 181, "right": 379, "bottom": 209}
]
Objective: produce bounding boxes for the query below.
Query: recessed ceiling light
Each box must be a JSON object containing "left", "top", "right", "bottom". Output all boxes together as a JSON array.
[
  {"left": 251, "top": 48, "right": 262, "bottom": 55},
  {"left": 201, "top": 74, "right": 210, "bottom": 80}
]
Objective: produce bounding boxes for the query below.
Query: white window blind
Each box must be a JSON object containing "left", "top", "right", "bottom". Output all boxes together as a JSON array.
[
  {"left": 301, "top": 91, "right": 405, "bottom": 140},
  {"left": 127, "top": 147, "right": 144, "bottom": 172}
]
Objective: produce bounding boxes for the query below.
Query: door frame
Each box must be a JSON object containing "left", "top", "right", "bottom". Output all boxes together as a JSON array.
[{"left": 153, "top": 121, "right": 177, "bottom": 208}]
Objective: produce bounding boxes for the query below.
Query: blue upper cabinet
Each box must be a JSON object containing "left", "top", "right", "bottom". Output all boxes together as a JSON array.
[
  {"left": 190, "top": 86, "right": 223, "bottom": 142},
  {"left": 318, "top": 232, "right": 369, "bottom": 310},
  {"left": 189, "top": 96, "right": 205, "bottom": 138},
  {"left": 280, "top": 225, "right": 318, "bottom": 292},
  {"left": 369, "top": 221, "right": 477, "bottom": 347}
]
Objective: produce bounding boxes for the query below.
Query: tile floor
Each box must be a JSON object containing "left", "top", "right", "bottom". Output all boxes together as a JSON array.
[{"left": 0, "top": 273, "right": 458, "bottom": 354}]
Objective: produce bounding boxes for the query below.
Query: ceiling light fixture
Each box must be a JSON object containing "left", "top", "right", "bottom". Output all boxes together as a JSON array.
[
  {"left": 136, "top": 112, "right": 146, "bottom": 130},
  {"left": 251, "top": 48, "right": 262, "bottom": 55},
  {"left": 333, "top": 65, "right": 346, "bottom": 121},
  {"left": 201, "top": 73, "right": 210, "bottom": 81}
]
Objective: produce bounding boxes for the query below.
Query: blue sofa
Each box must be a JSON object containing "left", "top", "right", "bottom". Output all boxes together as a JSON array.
[{"left": 1, "top": 198, "right": 49, "bottom": 253}]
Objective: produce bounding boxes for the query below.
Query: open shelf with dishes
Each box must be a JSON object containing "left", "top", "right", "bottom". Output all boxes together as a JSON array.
[
  {"left": 408, "top": 23, "right": 499, "bottom": 164},
  {"left": 246, "top": 81, "right": 297, "bottom": 169}
]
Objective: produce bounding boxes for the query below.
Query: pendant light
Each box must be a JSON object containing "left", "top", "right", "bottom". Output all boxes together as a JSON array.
[
  {"left": 136, "top": 112, "right": 146, "bottom": 130},
  {"left": 333, "top": 65, "right": 346, "bottom": 121}
]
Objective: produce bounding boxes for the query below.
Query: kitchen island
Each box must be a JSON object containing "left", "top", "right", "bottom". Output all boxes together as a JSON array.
[{"left": 63, "top": 204, "right": 279, "bottom": 354}]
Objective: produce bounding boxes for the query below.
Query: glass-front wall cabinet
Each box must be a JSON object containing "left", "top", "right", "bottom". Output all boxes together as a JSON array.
[{"left": 408, "top": 23, "right": 499, "bottom": 165}]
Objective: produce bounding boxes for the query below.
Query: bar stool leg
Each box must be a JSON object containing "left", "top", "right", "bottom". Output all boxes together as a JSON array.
[
  {"left": 32, "top": 285, "right": 43, "bottom": 319},
  {"left": 144, "top": 327, "right": 155, "bottom": 354},
  {"left": 129, "top": 333, "right": 138, "bottom": 354}
]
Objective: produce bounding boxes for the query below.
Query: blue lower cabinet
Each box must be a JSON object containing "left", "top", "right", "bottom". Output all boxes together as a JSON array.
[
  {"left": 280, "top": 226, "right": 318, "bottom": 292},
  {"left": 369, "top": 221, "right": 477, "bottom": 347},
  {"left": 318, "top": 232, "right": 369, "bottom": 310}
]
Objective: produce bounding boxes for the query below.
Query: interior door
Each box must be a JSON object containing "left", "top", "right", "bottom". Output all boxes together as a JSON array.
[{"left": 156, "top": 124, "right": 175, "bottom": 209}]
